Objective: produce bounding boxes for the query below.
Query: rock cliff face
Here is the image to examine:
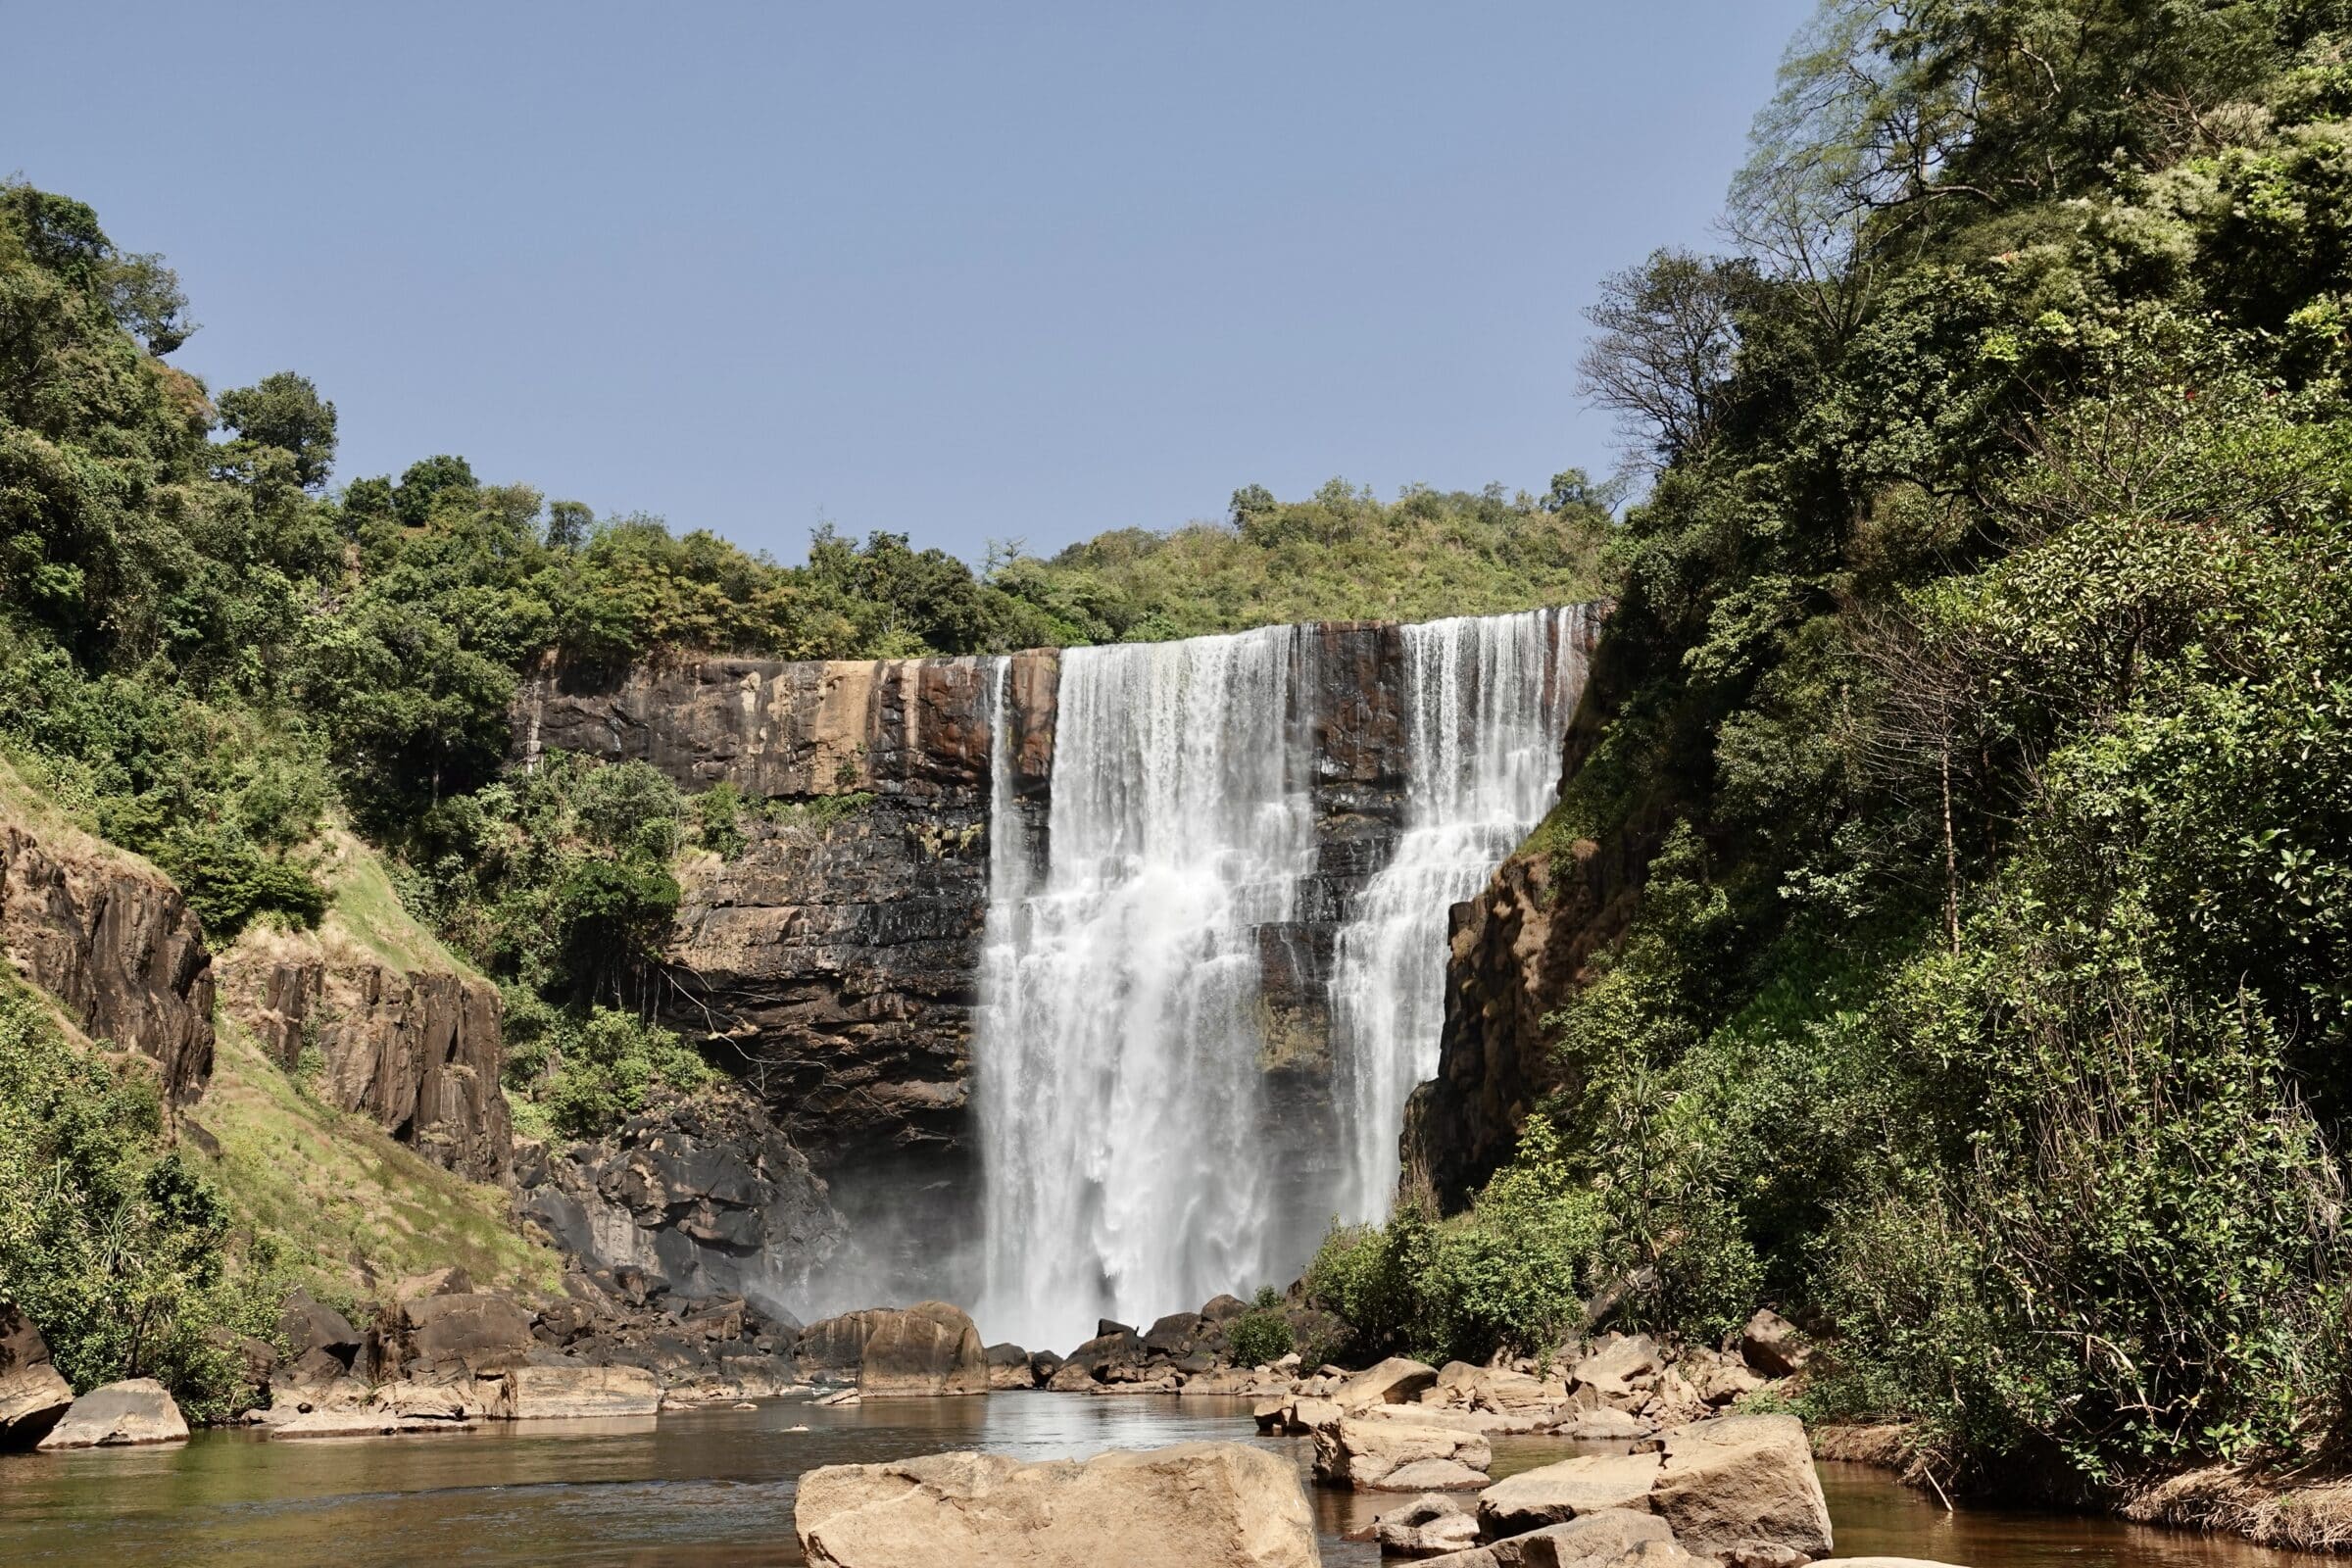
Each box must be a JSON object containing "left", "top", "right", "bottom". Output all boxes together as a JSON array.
[
  {"left": 515, "top": 1087, "right": 845, "bottom": 1324},
  {"left": 216, "top": 932, "right": 513, "bottom": 1185},
  {"left": 1401, "top": 672, "right": 1654, "bottom": 1209},
  {"left": 0, "top": 808, "right": 214, "bottom": 1102}
]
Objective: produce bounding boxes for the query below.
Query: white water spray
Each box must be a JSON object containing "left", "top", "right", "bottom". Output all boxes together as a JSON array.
[
  {"left": 1328, "top": 606, "right": 1592, "bottom": 1222},
  {"left": 975, "top": 608, "right": 1592, "bottom": 1350}
]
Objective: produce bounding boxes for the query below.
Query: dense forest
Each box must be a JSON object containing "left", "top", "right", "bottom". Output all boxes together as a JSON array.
[
  {"left": 15, "top": 0, "right": 2352, "bottom": 1513},
  {"left": 0, "top": 171, "right": 1609, "bottom": 1407},
  {"left": 1315, "top": 0, "right": 2352, "bottom": 1502}
]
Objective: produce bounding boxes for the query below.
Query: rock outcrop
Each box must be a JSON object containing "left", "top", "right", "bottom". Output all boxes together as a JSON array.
[
  {"left": 1478, "top": 1452, "right": 1664, "bottom": 1539},
  {"left": 217, "top": 928, "right": 511, "bottom": 1183},
  {"left": 0, "top": 1304, "right": 74, "bottom": 1448},
  {"left": 794, "top": 1442, "right": 1319, "bottom": 1568},
  {"left": 1649, "top": 1413, "right": 1834, "bottom": 1559},
  {"left": 794, "top": 1301, "right": 988, "bottom": 1396},
  {"left": 1313, "top": 1415, "right": 1494, "bottom": 1491},
  {"left": 36, "top": 1378, "right": 189, "bottom": 1448},
  {"left": 0, "top": 803, "right": 213, "bottom": 1102},
  {"left": 515, "top": 1086, "right": 844, "bottom": 1324}
]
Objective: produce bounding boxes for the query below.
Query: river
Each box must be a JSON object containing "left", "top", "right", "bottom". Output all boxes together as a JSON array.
[{"left": 0, "top": 1394, "right": 2313, "bottom": 1566}]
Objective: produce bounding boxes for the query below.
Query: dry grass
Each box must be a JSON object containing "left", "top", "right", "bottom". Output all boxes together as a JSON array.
[{"left": 2124, "top": 1467, "right": 2352, "bottom": 1552}]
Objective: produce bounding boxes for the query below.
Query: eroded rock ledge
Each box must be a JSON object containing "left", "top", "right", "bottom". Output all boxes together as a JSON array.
[{"left": 0, "top": 806, "right": 214, "bottom": 1102}]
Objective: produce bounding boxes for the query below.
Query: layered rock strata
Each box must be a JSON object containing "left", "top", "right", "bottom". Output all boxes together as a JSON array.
[
  {"left": 218, "top": 930, "right": 512, "bottom": 1184},
  {"left": 0, "top": 808, "right": 214, "bottom": 1102}
]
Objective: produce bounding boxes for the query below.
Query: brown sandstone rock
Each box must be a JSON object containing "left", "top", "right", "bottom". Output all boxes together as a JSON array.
[
  {"left": 1421, "top": 1508, "right": 1681, "bottom": 1568},
  {"left": 1335, "top": 1354, "right": 1441, "bottom": 1410},
  {"left": 0, "top": 811, "right": 214, "bottom": 1102},
  {"left": 36, "top": 1378, "right": 189, "bottom": 1448},
  {"left": 1650, "top": 1413, "right": 1834, "bottom": 1559},
  {"left": 795, "top": 1302, "right": 988, "bottom": 1396},
  {"left": 1740, "top": 1309, "right": 1812, "bottom": 1379},
  {"left": 1377, "top": 1493, "right": 1483, "bottom": 1557},
  {"left": 1476, "top": 1451, "right": 1662, "bottom": 1538},
  {"left": 0, "top": 1304, "right": 72, "bottom": 1449},
  {"left": 495, "top": 1362, "right": 662, "bottom": 1418},
  {"left": 403, "top": 1292, "right": 537, "bottom": 1371},
  {"left": 795, "top": 1441, "right": 1316, "bottom": 1568},
  {"left": 1313, "top": 1415, "right": 1492, "bottom": 1490}
]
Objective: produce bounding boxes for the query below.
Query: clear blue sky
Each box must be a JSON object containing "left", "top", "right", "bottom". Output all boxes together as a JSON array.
[{"left": 6, "top": 2, "right": 1813, "bottom": 564}]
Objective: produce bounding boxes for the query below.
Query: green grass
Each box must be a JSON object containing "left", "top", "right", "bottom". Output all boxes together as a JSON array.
[{"left": 186, "top": 1019, "right": 559, "bottom": 1300}]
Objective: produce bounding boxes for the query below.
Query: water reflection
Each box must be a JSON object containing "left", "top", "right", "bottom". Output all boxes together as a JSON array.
[{"left": 0, "top": 1396, "right": 2321, "bottom": 1567}]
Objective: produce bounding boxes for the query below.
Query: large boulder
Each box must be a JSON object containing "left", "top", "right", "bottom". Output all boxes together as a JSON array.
[
  {"left": 1477, "top": 1451, "right": 1662, "bottom": 1539},
  {"left": 795, "top": 1302, "right": 988, "bottom": 1396},
  {"left": 1421, "top": 1509, "right": 1682, "bottom": 1568},
  {"left": 36, "top": 1378, "right": 189, "bottom": 1448},
  {"left": 1650, "top": 1414, "right": 1833, "bottom": 1559},
  {"left": 0, "top": 1304, "right": 73, "bottom": 1448},
  {"left": 277, "top": 1289, "right": 361, "bottom": 1365},
  {"left": 495, "top": 1362, "right": 661, "bottom": 1418},
  {"left": 1313, "top": 1416, "right": 1492, "bottom": 1491},
  {"left": 1063, "top": 1325, "right": 1147, "bottom": 1378},
  {"left": 795, "top": 1441, "right": 1317, "bottom": 1568},
  {"left": 1739, "top": 1310, "right": 1811, "bottom": 1379},
  {"left": 985, "top": 1342, "right": 1036, "bottom": 1390},
  {"left": 1376, "top": 1494, "right": 1482, "bottom": 1557},
  {"left": 403, "top": 1292, "right": 537, "bottom": 1371},
  {"left": 1568, "top": 1335, "right": 1661, "bottom": 1400},
  {"left": 1335, "top": 1355, "right": 1440, "bottom": 1411}
]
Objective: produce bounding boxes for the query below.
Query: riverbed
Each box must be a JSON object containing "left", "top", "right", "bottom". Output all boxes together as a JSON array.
[{"left": 0, "top": 1394, "right": 2317, "bottom": 1566}]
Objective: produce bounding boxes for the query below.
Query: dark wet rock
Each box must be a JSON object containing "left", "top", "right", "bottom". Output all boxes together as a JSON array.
[
  {"left": 517, "top": 1086, "right": 844, "bottom": 1326},
  {"left": 278, "top": 1289, "right": 361, "bottom": 1365},
  {"left": 401, "top": 1293, "right": 537, "bottom": 1373},
  {"left": 1066, "top": 1327, "right": 1145, "bottom": 1377}
]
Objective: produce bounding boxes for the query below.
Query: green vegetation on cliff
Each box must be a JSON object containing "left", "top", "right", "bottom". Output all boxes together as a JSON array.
[{"left": 1322, "top": 0, "right": 2352, "bottom": 1495}]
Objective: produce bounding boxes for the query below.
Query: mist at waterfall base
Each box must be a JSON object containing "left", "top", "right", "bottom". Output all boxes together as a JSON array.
[{"left": 962, "top": 608, "right": 1592, "bottom": 1351}]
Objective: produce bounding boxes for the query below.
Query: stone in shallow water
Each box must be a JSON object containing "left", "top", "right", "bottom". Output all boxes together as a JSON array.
[
  {"left": 1313, "top": 1415, "right": 1492, "bottom": 1490},
  {"left": 794, "top": 1441, "right": 1317, "bottom": 1568},
  {"left": 1376, "top": 1493, "right": 1481, "bottom": 1557},
  {"left": 36, "top": 1379, "right": 188, "bottom": 1449},
  {"left": 1476, "top": 1451, "right": 1662, "bottom": 1539},
  {"left": 1650, "top": 1413, "right": 1833, "bottom": 1559}
]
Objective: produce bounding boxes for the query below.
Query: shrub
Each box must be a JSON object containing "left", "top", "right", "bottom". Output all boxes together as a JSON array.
[
  {"left": 501, "top": 992, "right": 713, "bottom": 1139},
  {"left": 1227, "top": 1310, "right": 1294, "bottom": 1368}
]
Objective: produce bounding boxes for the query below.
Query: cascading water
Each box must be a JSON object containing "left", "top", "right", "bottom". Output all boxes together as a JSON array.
[
  {"left": 975, "top": 607, "right": 1592, "bottom": 1351},
  {"left": 976, "top": 627, "right": 1315, "bottom": 1350},
  {"left": 1328, "top": 606, "right": 1592, "bottom": 1222}
]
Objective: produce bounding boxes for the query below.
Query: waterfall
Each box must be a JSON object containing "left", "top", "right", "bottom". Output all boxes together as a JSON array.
[
  {"left": 976, "top": 627, "right": 1315, "bottom": 1349},
  {"left": 975, "top": 607, "right": 1591, "bottom": 1351},
  {"left": 1328, "top": 606, "right": 1591, "bottom": 1222}
]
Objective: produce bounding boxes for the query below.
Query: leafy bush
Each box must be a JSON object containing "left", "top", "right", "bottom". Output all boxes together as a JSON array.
[
  {"left": 1227, "top": 1310, "right": 1294, "bottom": 1368},
  {"left": 500, "top": 992, "right": 712, "bottom": 1139},
  {"left": 0, "top": 980, "right": 273, "bottom": 1417}
]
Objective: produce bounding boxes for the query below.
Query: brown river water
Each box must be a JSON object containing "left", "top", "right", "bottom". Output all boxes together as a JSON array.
[{"left": 0, "top": 1394, "right": 2317, "bottom": 1567}]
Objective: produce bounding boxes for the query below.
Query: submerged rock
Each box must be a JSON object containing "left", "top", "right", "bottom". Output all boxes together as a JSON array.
[{"left": 795, "top": 1441, "right": 1317, "bottom": 1568}]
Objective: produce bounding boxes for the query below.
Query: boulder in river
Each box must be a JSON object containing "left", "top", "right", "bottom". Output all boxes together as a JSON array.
[
  {"left": 402, "top": 1291, "right": 537, "bottom": 1372},
  {"left": 1375, "top": 1493, "right": 1482, "bottom": 1557},
  {"left": 1313, "top": 1415, "right": 1492, "bottom": 1490},
  {"left": 496, "top": 1363, "right": 662, "bottom": 1418},
  {"left": 36, "top": 1378, "right": 189, "bottom": 1448},
  {"left": 276, "top": 1289, "right": 361, "bottom": 1366},
  {"left": 984, "top": 1342, "right": 1036, "bottom": 1390},
  {"left": 795, "top": 1441, "right": 1317, "bottom": 1568},
  {"left": 1419, "top": 1507, "right": 1685, "bottom": 1568},
  {"left": 795, "top": 1302, "right": 988, "bottom": 1396},
  {"left": 1334, "top": 1355, "right": 1440, "bottom": 1411},
  {"left": 1649, "top": 1413, "right": 1833, "bottom": 1559},
  {"left": 0, "top": 1304, "right": 73, "bottom": 1448},
  {"left": 1476, "top": 1450, "right": 1662, "bottom": 1538}
]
